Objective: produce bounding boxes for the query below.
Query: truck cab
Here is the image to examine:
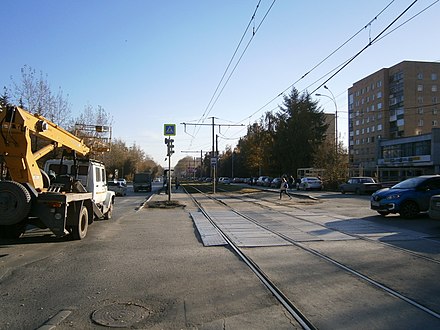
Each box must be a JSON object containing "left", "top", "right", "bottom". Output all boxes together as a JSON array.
[{"left": 44, "top": 159, "right": 114, "bottom": 210}]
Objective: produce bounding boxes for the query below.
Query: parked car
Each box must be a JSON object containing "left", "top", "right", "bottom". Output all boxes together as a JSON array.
[
  {"left": 107, "top": 181, "right": 127, "bottom": 196},
  {"left": 117, "top": 178, "right": 127, "bottom": 186},
  {"left": 297, "top": 177, "right": 323, "bottom": 191},
  {"left": 263, "top": 177, "right": 272, "bottom": 187},
  {"left": 428, "top": 195, "right": 440, "bottom": 220},
  {"left": 218, "top": 177, "right": 231, "bottom": 184},
  {"left": 339, "top": 177, "right": 382, "bottom": 195},
  {"left": 270, "top": 177, "right": 282, "bottom": 188},
  {"left": 256, "top": 176, "right": 270, "bottom": 186},
  {"left": 371, "top": 175, "right": 440, "bottom": 218},
  {"left": 429, "top": 195, "right": 440, "bottom": 219}
]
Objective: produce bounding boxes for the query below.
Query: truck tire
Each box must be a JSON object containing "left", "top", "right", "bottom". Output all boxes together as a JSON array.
[
  {"left": 0, "top": 181, "right": 32, "bottom": 225},
  {"left": 71, "top": 206, "right": 88, "bottom": 240}
]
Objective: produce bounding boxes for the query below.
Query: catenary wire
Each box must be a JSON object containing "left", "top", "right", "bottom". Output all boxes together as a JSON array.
[
  {"left": 237, "top": 0, "right": 396, "bottom": 124},
  {"left": 190, "top": 0, "right": 277, "bottom": 147}
]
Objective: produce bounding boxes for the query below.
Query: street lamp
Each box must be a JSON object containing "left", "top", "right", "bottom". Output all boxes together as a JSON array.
[{"left": 316, "top": 85, "right": 338, "bottom": 152}]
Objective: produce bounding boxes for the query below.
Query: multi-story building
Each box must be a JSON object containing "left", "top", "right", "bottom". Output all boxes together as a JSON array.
[{"left": 348, "top": 60, "right": 440, "bottom": 181}]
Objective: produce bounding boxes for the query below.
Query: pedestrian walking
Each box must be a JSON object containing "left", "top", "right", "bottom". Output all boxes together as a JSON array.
[{"left": 279, "top": 177, "right": 292, "bottom": 200}]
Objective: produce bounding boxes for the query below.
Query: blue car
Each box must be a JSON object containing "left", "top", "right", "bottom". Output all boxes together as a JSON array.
[{"left": 371, "top": 175, "right": 440, "bottom": 218}]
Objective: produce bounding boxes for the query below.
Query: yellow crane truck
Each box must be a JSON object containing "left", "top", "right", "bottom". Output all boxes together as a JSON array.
[{"left": 0, "top": 105, "right": 115, "bottom": 240}]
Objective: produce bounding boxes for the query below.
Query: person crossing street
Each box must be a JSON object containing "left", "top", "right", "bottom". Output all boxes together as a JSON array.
[{"left": 279, "top": 177, "right": 292, "bottom": 200}]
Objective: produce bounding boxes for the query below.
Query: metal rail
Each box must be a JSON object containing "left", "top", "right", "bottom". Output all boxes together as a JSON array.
[
  {"left": 183, "top": 185, "right": 316, "bottom": 330},
  {"left": 184, "top": 184, "right": 440, "bottom": 322}
]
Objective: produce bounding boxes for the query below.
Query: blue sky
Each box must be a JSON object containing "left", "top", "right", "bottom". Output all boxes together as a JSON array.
[{"left": 1, "top": 0, "right": 439, "bottom": 167}]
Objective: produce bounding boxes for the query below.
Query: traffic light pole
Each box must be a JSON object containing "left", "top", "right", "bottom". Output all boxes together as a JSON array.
[
  {"left": 168, "top": 151, "right": 171, "bottom": 201},
  {"left": 165, "top": 137, "right": 175, "bottom": 201}
]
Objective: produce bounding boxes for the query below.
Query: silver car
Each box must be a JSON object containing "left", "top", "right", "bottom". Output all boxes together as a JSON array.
[
  {"left": 107, "top": 181, "right": 127, "bottom": 196},
  {"left": 297, "top": 177, "right": 323, "bottom": 191}
]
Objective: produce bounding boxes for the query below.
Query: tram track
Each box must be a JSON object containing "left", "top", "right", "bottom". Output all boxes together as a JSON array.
[
  {"left": 217, "top": 186, "right": 440, "bottom": 265},
  {"left": 183, "top": 184, "right": 440, "bottom": 328},
  {"left": 184, "top": 185, "right": 316, "bottom": 330}
]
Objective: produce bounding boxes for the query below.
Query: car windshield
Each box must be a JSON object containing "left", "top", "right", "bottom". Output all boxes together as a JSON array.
[{"left": 392, "top": 177, "right": 426, "bottom": 189}]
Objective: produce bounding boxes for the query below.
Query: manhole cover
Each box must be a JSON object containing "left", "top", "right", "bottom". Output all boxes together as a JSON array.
[{"left": 91, "top": 302, "right": 150, "bottom": 328}]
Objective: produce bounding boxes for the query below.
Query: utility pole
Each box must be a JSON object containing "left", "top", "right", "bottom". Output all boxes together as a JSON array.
[{"left": 181, "top": 117, "right": 243, "bottom": 194}]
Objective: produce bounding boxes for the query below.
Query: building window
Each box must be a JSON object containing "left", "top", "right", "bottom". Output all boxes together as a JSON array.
[
  {"left": 377, "top": 80, "right": 382, "bottom": 87},
  {"left": 377, "top": 124, "right": 382, "bottom": 131},
  {"left": 377, "top": 102, "right": 382, "bottom": 110},
  {"left": 377, "top": 91, "right": 382, "bottom": 98},
  {"left": 432, "top": 85, "right": 438, "bottom": 92},
  {"left": 418, "top": 84, "right": 423, "bottom": 92},
  {"left": 433, "top": 108, "right": 438, "bottom": 115},
  {"left": 356, "top": 129, "right": 360, "bottom": 136},
  {"left": 418, "top": 108, "right": 424, "bottom": 114},
  {"left": 418, "top": 119, "right": 424, "bottom": 126},
  {"left": 433, "top": 120, "right": 438, "bottom": 126},
  {"left": 432, "top": 73, "right": 438, "bottom": 81},
  {"left": 433, "top": 96, "right": 438, "bottom": 103},
  {"left": 418, "top": 96, "right": 424, "bottom": 104},
  {"left": 418, "top": 73, "right": 424, "bottom": 80}
]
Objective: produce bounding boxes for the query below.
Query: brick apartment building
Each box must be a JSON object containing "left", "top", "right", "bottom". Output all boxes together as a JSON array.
[{"left": 348, "top": 60, "right": 440, "bottom": 181}]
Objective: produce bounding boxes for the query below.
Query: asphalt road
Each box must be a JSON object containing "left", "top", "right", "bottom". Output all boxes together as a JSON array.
[{"left": 1, "top": 183, "right": 440, "bottom": 329}]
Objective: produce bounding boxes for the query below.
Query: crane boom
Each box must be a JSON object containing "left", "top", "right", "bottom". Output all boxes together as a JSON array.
[{"left": 0, "top": 105, "right": 90, "bottom": 190}]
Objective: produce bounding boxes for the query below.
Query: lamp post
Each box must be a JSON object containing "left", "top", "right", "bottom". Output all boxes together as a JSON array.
[{"left": 316, "top": 85, "right": 338, "bottom": 152}]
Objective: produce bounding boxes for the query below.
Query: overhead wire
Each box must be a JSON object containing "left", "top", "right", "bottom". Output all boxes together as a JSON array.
[
  {"left": 188, "top": 0, "right": 263, "bottom": 145},
  {"left": 237, "top": 0, "right": 396, "bottom": 124},
  {"left": 309, "top": 0, "right": 420, "bottom": 94},
  {"left": 230, "top": 0, "right": 438, "bottom": 148},
  {"left": 189, "top": 0, "right": 277, "bottom": 149}
]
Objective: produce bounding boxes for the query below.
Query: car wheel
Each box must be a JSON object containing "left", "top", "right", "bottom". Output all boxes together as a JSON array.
[
  {"left": 399, "top": 201, "right": 419, "bottom": 219},
  {"left": 378, "top": 211, "right": 389, "bottom": 216}
]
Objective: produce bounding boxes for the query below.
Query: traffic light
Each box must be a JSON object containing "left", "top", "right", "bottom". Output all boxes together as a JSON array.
[
  {"left": 169, "top": 139, "right": 174, "bottom": 155},
  {"left": 165, "top": 138, "right": 174, "bottom": 156}
]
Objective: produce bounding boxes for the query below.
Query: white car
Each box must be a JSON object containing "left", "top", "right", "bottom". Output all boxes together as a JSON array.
[
  {"left": 107, "top": 181, "right": 127, "bottom": 196},
  {"left": 218, "top": 177, "right": 231, "bottom": 184},
  {"left": 297, "top": 177, "right": 323, "bottom": 191}
]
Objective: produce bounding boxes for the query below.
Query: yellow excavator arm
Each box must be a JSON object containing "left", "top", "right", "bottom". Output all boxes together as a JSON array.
[{"left": 0, "top": 106, "right": 90, "bottom": 190}]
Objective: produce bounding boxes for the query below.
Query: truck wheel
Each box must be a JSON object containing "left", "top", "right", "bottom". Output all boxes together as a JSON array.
[
  {"left": 0, "top": 181, "right": 32, "bottom": 225},
  {"left": 104, "top": 202, "right": 113, "bottom": 220},
  {"left": 71, "top": 206, "right": 88, "bottom": 240}
]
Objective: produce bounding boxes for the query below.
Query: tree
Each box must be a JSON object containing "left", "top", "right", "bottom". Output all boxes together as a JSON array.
[
  {"left": 0, "top": 86, "right": 10, "bottom": 109},
  {"left": 313, "top": 139, "right": 349, "bottom": 189},
  {"left": 10, "top": 65, "right": 72, "bottom": 126},
  {"left": 273, "top": 88, "right": 328, "bottom": 176}
]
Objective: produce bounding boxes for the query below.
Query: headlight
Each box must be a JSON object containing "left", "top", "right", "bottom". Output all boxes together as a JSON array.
[{"left": 386, "top": 194, "right": 401, "bottom": 200}]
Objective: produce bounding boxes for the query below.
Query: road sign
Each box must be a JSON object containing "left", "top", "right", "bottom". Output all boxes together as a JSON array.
[
  {"left": 211, "top": 157, "right": 217, "bottom": 166},
  {"left": 164, "top": 124, "right": 176, "bottom": 136}
]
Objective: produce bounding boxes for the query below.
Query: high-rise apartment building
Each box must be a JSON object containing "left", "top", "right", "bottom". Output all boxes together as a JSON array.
[{"left": 348, "top": 61, "right": 440, "bottom": 180}]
